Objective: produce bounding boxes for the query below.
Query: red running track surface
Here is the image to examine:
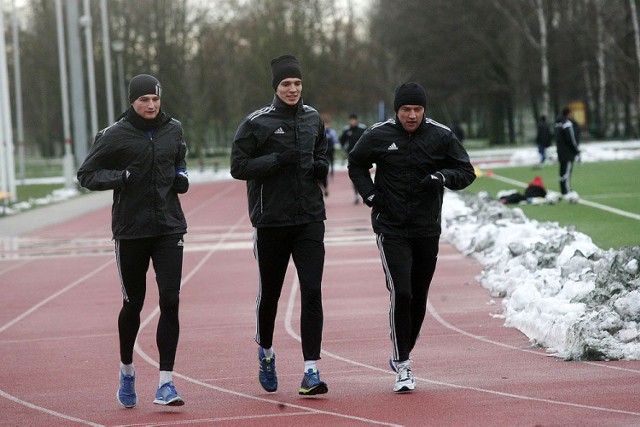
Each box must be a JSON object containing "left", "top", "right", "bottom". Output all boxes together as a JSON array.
[{"left": 1, "top": 170, "right": 639, "bottom": 426}]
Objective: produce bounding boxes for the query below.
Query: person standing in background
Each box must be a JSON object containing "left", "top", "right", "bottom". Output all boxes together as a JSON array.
[
  {"left": 340, "top": 113, "right": 367, "bottom": 204},
  {"left": 321, "top": 112, "right": 339, "bottom": 196},
  {"left": 77, "top": 74, "right": 189, "bottom": 408},
  {"left": 535, "top": 115, "right": 552, "bottom": 166},
  {"left": 555, "top": 107, "right": 580, "bottom": 200},
  {"left": 230, "top": 54, "right": 329, "bottom": 396},
  {"left": 348, "top": 82, "right": 475, "bottom": 393}
]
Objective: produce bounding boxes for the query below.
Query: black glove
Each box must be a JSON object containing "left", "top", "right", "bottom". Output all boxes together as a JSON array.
[
  {"left": 313, "top": 161, "right": 328, "bottom": 180},
  {"left": 420, "top": 172, "right": 445, "bottom": 191},
  {"left": 364, "top": 190, "right": 384, "bottom": 209},
  {"left": 278, "top": 149, "right": 299, "bottom": 167},
  {"left": 172, "top": 168, "right": 189, "bottom": 194}
]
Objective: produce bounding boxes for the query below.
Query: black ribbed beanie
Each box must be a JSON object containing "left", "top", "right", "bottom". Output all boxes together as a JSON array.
[
  {"left": 270, "top": 55, "right": 302, "bottom": 90},
  {"left": 128, "top": 74, "right": 162, "bottom": 103},
  {"left": 393, "top": 82, "right": 427, "bottom": 112}
]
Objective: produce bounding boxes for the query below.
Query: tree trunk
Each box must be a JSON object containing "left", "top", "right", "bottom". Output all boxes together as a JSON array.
[
  {"left": 535, "top": 0, "right": 550, "bottom": 118},
  {"left": 629, "top": 0, "right": 640, "bottom": 134},
  {"left": 595, "top": 0, "right": 606, "bottom": 138}
]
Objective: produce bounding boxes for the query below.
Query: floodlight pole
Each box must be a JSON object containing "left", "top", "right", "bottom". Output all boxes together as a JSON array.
[
  {"left": 100, "top": 0, "right": 115, "bottom": 124},
  {"left": 55, "top": 0, "right": 75, "bottom": 190},
  {"left": 11, "top": 0, "right": 25, "bottom": 184},
  {"left": 81, "top": 0, "right": 98, "bottom": 137},
  {"left": 112, "top": 40, "right": 126, "bottom": 112},
  {"left": 0, "top": 0, "right": 17, "bottom": 201}
]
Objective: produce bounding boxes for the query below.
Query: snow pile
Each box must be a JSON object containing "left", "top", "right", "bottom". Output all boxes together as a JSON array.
[{"left": 442, "top": 191, "right": 640, "bottom": 360}]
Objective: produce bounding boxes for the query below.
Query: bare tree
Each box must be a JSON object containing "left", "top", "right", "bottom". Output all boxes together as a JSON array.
[{"left": 630, "top": 0, "right": 640, "bottom": 129}]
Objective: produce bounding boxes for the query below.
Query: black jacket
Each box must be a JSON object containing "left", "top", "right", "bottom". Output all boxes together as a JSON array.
[
  {"left": 555, "top": 116, "right": 580, "bottom": 162},
  {"left": 230, "top": 96, "right": 328, "bottom": 227},
  {"left": 77, "top": 111, "right": 188, "bottom": 239},
  {"left": 348, "top": 117, "right": 475, "bottom": 237},
  {"left": 339, "top": 122, "right": 367, "bottom": 152},
  {"left": 536, "top": 121, "right": 552, "bottom": 147}
]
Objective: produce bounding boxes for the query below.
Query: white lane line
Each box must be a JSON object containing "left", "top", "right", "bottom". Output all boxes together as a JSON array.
[
  {"left": 427, "top": 296, "right": 640, "bottom": 375},
  {"left": 489, "top": 173, "right": 640, "bottom": 220},
  {"left": 0, "top": 258, "right": 114, "bottom": 333},
  {"left": 133, "top": 215, "right": 400, "bottom": 427},
  {"left": 283, "top": 265, "right": 640, "bottom": 418},
  {"left": 0, "top": 388, "right": 104, "bottom": 426},
  {"left": 0, "top": 184, "right": 235, "bottom": 425}
]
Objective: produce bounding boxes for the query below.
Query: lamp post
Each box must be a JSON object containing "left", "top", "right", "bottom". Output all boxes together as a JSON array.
[
  {"left": 100, "top": 0, "right": 114, "bottom": 124},
  {"left": 111, "top": 40, "right": 126, "bottom": 112},
  {"left": 79, "top": 0, "right": 98, "bottom": 137},
  {"left": 55, "top": 0, "right": 75, "bottom": 190},
  {"left": 11, "top": 0, "right": 24, "bottom": 184}
]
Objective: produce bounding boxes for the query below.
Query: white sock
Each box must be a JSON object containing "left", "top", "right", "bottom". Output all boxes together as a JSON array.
[
  {"left": 120, "top": 362, "right": 134, "bottom": 376},
  {"left": 262, "top": 347, "right": 274, "bottom": 358},
  {"left": 304, "top": 360, "right": 317, "bottom": 372},
  {"left": 159, "top": 371, "right": 173, "bottom": 388}
]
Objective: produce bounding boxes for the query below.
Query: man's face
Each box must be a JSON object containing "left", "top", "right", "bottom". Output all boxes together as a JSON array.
[
  {"left": 132, "top": 95, "right": 161, "bottom": 119},
  {"left": 397, "top": 105, "right": 424, "bottom": 133},
  {"left": 276, "top": 78, "right": 302, "bottom": 106}
]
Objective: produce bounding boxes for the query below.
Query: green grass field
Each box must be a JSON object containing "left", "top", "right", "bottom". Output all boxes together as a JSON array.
[
  {"left": 16, "top": 184, "right": 63, "bottom": 202},
  {"left": 464, "top": 159, "right": 640, "bottom": 250}
]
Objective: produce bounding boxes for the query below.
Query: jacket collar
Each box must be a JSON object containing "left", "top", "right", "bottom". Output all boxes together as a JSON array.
[
  {"left": 272, "top": 94, "right": 302, "bottom": 115},
  {"left": 394, "top": 114, "right": 428, "bottom": 134}
]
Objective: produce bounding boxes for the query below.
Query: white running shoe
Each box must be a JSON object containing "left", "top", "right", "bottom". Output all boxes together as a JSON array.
[
  {"left": 393, "top": 362, "right": 415, "bottom": 393},
  {"left": 564, "top": 191, "right": 580, "bottom": 204}
]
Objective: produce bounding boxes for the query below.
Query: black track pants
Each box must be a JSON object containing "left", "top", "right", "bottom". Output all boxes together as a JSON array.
[
  {"left": 376, "top": 233, "right": 439, "bottom": 362},
  {"left": 253, "top": 222, "right": 325, "bottom": 361},
  {"left": 115, "top": 234, "right": 184, "bottom": 371},
  {"left": 559, "top": 159, "right": 574, "bottom": 194}
]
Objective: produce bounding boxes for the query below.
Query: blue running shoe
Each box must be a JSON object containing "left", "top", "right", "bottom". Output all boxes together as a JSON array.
[
  {"left": 153, "top": 381, "right": 185, "bottom": 406},
  {"left": 117, "top": 372, "right": 137, "bottom": 408},
  {"left": 258, "top": 348, "right": 278, "bottom": 392},
  {"left": 299, "top": 368, "right": 328, "bottom": 396}
]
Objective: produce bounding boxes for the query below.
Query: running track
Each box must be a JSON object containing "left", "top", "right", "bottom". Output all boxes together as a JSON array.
[{"left": 1, "top": 171, "right": 639, "bottom": 426}]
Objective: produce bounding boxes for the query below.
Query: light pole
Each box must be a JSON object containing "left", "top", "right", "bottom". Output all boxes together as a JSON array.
[
  {"left": 55, "top": 0, "right": 75, "bottom": 190},
  {"left": 100, "top": 0, "right": 115, "bottom": 124},
  {"left": 11, "top": 0, "right": 25, "bottom": 184},
  {"left": 0, "top": 0, "right": 17, "bottom": 200},
  {"left": 111, "top": 40, "right": 126, "bottom": 112},
  {"left": 80, "top": 0, "right": 98, "bottom": 137}
]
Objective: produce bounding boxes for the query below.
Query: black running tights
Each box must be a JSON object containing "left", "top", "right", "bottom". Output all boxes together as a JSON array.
[{"left": 115, "top": 235, "right": 184, "bottom": 371}]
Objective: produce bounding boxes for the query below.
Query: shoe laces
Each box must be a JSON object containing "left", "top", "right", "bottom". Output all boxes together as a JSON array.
[
  {"left": 160, "top": 382, "right": 177, "bottom": 397},
  {"left": 121, "top": 375, "right": 134, "bottom": 393},
  {"left": 304, "top": 369, "right": 320, "bottom": 384},
  {"left": 397, "top": 365, "right": 412, "bottom": 381}
]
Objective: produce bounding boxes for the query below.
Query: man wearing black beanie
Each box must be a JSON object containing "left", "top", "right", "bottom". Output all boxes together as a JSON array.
[
  {"left": 348, "top": 81, "right": 476, "bottom": 393},
  {"left": 78, "top": 73, "right": 188, "bottom": 408},
  {"left": 231, "top": 55, "right": 329, "bottom": 396}
]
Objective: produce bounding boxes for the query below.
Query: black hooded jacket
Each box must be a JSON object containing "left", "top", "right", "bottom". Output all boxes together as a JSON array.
[
  {"left": 77, "top": 109, "right": 188, "bottom": 239},
  {"left": 230, "top": 95, "right": 328, "bottom": 227},
  {"left": 555, "top": 115, "right": 580, "bottom": 162},
  {"left": 348, "top": 116, "right": 475, "bottom": 237}
]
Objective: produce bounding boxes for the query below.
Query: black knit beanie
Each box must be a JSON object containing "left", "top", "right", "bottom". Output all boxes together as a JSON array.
[
  {"left": 270, "top": 55, "right": 302, "bottom": 90},
  {"left": 393, "top": 82, "right": 427, "bottom": 112},
  {"left": 128, "top": 74, "right": 162, "bottom": 103}
]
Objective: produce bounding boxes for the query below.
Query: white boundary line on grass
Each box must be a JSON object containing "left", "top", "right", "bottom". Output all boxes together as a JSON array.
[{"left": 489, "top": 173, "right": 640, "bottom": 221}]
